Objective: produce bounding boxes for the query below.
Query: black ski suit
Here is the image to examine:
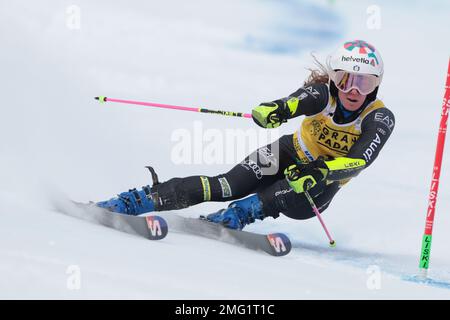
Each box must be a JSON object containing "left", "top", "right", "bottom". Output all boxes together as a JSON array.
[{"left": 151, "top": 83, "right": 395, "bottom": 220}]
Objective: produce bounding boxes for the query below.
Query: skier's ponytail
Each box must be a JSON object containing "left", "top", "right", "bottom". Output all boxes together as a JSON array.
[{"left": 303, "top": 54, "right": 329, "bottom": 87}]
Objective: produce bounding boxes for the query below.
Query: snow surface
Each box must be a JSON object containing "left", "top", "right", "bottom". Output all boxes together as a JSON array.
[{"left": 1, "top": 0, "right": 450, "bottom": 299}]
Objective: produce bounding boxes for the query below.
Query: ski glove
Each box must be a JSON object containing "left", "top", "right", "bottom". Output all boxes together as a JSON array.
[
  {"left": 252, "top": 97, "right": 300, "bottom": 129},
  {"left": 284, "top": 159, "right": 329, "bottom": 194},
  {"left": 284, "top": 157, "right": 368, "bottom": 193}
]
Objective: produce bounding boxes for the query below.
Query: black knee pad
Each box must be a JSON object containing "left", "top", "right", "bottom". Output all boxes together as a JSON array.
[{"left": 259, "top": 180, "right": 339, "bottom": 220}]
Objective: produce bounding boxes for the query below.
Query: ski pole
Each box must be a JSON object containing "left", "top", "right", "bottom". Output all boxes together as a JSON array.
[
  {"left": 95, "top": 96, "right": 252, "bottom": 119},
  {"left": 304, "top": 190, "right": 336, "bottom": 247}
]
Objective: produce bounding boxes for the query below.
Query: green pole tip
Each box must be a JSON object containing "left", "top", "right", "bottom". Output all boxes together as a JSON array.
[
  {"left": 96, "top": 96, "right": 107, "bottom": 103},
  {"left": 329, "top": 241, "right": 336, "bottom": 248}
]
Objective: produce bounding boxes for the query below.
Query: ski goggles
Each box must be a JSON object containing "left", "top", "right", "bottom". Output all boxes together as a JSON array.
[{"left": 330, "top": 70, "right": 380, "bottom": 95}]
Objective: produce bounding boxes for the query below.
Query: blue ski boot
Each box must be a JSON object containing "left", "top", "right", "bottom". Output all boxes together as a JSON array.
[
  {"left": 97, "top": 186, "right": 155, "bottom": 215},
  {"left": 205, "top": 194, "right": 265, "bottom": 230},
  {"left": 97, "top": 166, "right": 161, "bottom": 215}
]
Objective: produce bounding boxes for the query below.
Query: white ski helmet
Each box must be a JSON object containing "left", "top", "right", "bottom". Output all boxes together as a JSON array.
[{"left": 327, "top": 40, "right": 384, "bottom": 100}]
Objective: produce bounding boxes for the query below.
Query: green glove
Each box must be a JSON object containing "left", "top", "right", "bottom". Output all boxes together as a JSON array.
[
  {"left": 284, "top": 161, "right": 329, "bottom": 194},
  {"left": 251, "top": 101, "right": 286, "bottom": 129},
  {"left": 252, "top": 96, "right": 300, "bottom": 129}
]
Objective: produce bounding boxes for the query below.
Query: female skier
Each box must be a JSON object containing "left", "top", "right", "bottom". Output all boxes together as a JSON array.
[{"left": 97, "top": 39, "right": 395, "bottom": 230}]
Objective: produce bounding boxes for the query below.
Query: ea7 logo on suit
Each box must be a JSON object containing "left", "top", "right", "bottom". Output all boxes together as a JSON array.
[
  {"left": 374, "top": 112, "right": 394, "bottom": 131},
  {"left": 304, "top": 86, "right": 320, "bottom": 99}
]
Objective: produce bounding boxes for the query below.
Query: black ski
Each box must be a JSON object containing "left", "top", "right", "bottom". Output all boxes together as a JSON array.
[
  {"left": 52, "top": 199, "right": 291, "bottom": 256},
  {"left": 52, "top": 199, "right": 168, "bottom": 240},
  {"left": 157, "top": 212, "right": 291, "bottom": 257}
]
